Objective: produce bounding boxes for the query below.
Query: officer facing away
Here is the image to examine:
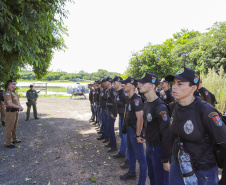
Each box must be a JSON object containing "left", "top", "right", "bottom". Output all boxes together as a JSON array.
[
  {"left": 26, "top": 84, "right": 38, "bottom": 121},
  {"left": 120, "top": 77, "right": 147, "bottom": 185},
  {"left": 165, "top": 66, "right": 226, "bottom": 185},
  {"left": 3, "top": 80, "right": 23, "bottom": 148},
  {"left": 0, "top": 84, "right": 6, "bottom": 126}
]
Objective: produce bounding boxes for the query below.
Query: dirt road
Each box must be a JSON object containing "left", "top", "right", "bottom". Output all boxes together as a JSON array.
[{"left": 0, "top": 97, "right": 146, "bottom": 185}]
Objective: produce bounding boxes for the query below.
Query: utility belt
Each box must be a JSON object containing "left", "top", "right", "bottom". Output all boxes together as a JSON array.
[
  {"left": 106, "top": 103, "right": 113, "bottom": 110},
  {"left": 6, "top": 107, "right": 19, "bottom": 112},
  {"left": 193, "top": 162, "right": 216, "bottom": 171},
  {"left": 176, "top": 156, "right": 216, "bottom": 171}
]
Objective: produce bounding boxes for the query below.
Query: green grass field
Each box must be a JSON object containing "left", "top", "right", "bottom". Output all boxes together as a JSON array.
[
  {"left": 18, "top": 80, "right": 92, "bottom": 83},
  {"left": 18, "top": 86, "right": 67, "bottom": 93}
]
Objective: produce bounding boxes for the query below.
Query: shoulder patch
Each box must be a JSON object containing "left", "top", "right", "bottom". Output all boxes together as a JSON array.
[
  {"left": 205, "top": 91, "right": 208, "bottom": 96},
  {"left": 159, "top": 111, "right": 168, "bottom": 121},
  {"left": 6, "top": 93, "right": 10, "bottom": 95},
  {"left": 124, "top": 93, "right": 128, "bottom": 96},
  {"left": 212, "top": 116, "right": 223, "bottom": 126},
  {"left": 208, "top": 112, "right": 223, "bottom": 126},
  {"left": 134, "top": 99, "right": 139, "bottom": 106}
]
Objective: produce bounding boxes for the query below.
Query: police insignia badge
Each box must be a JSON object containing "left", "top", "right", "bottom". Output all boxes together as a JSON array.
[
  {"left": 113, "top": 92, "right": 116, "bottom": 95},
  {"left": 131, "top": 79, "right": 134, "bottom": 84},
  {"left": 118, "top": 78, "right": 120, "bottom": 81},
  {"left": 128, "top": 104, "right": 131, "bottom": 111},
  {"left": 134, "top": 99, "right": 139, "bottom": 106},
  {"left": 194, "top": 74, "right": 199, "bottom": 84},
  {"left": 117, "top": 97, "right": 120, "bottom": 101},
  {"left": 176, "top": 67, "right": 184, "bottom": 74},
  {"left": 6, "top": 93, "right": 10, "bottom": 95},
  {"left": 124, "top": 93, "right": 128, "bottom": 96},
  {"left": 205, "top": 91, "right": 208, "bottom": 96},
  {"left": 184, "top": 120, "right": 194, "bottom": 135},
  {"left": 212, "top": 116, "right": 222, "bottom": 126},
  {"left": 161, "top": 114, "right": 167, "bottom": 121},
  {"left": 152, "top": 77, "right": 156, "bottom": 84},
  {"left": 147, "top": 113, "right": 152, "bottom": 122}
]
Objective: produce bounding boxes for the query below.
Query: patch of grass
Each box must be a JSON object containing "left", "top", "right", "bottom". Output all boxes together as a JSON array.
[
  {"left": 18, "top": 80, "right": 91, "bottom": 83},
  {"left": 17, "top": 87, "right": 67, "bottom": 93},
  {"left": 38, "top": 94, "right": 68, "bottom": 98}
]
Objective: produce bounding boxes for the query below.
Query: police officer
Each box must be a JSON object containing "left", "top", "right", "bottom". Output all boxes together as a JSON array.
[
  {"left": 165, "top": 66, "right": 226, "bottom": 184},
  {"left": 88, "top": 84, "right": 95, "bottom": 122},
  {"left": 93, "top": 81, "right": 101, "bottom": 126},
  {"left": 105, "top": 77, "right": 117, "bottom": 152},
  {"left": 0, "top": 84, "right": 6, "bottom": 126},
  {"left": 97, "top": 79, "right": 108, "bottom": 142},
  {"left": 111, "top": 76, "right": 130, "bottom": 168},
  {"left": 120, "top": 77, "right": 147, "bottom": 185},
  {"left": 3, "top": 80, "right": 23, "bottom": 148},
  {"left": 160, "top": 78, "right": 174, "bottom": 105},
  {"left": 196, "top": 80, "right": 216, "bottom": 107},
  {"left": 26, "top": 85, "right": 38, "bottom": 121},
  {"left": 137, "top": 73, "right": 170, "bottom": 185}
]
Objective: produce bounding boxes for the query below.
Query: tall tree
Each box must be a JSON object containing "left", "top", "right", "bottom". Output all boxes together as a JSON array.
[{"left": 0, "top": 0, "right": 72, "bottom": 84}]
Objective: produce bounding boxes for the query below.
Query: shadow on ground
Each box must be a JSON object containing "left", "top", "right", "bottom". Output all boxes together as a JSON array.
[{"left": 0, "top": 110, "right": 142, "bottom": 185}]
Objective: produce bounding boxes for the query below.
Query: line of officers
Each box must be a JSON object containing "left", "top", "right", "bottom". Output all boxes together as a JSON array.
[{"left": 88, "top": 66, "right": 226, "bottom": 185}]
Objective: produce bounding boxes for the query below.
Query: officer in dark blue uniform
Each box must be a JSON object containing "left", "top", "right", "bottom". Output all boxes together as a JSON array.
[
  {"left": 88, "top": 84, "right": 95, "bottom": 122},
  {"left": 105, "top": 77, "right": 117, "bottom": 152},
  {"left": 111, "top": 76, "right": 130, "bottom": 168},
  {"left": 137, "top": 73, "right": 170, "bottom": 185},
  {"left": 93, "top": 80, "right": 101, "bottom": 126},
  {"left": 97, "top": 79, "right": 108, "bottom": 141},
  {"left": 120, "top": 77, "right": 147, "bottom": 185},
  {"left": 165, "top": 66, "right": 226, "bottom": 185},
  {"left": 159, "top": 78, "right": 174, "bottom": 105}
]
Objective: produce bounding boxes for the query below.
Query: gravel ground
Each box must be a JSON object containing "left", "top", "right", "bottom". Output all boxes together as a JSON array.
[{"left": 0, "top": 97, "right": 148, "bottom": 185}]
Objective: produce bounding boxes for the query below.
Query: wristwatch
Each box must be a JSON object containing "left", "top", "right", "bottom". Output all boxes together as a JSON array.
[{"left": 136, "top": 134, "right": 140, "bottom": 138}]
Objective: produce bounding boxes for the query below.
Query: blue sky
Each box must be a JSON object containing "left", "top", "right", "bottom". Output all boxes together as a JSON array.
[{"left": 49, "top": 0, "right": 226, "bottom": 74}]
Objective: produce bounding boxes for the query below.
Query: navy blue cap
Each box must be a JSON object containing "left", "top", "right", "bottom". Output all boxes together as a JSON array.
[
  {"left": 136, "top": 73, "right": 159, "bottom": 86},
  {"left": 165, "top": 66, "right": 200, "bottom": 86},
  {"left": 95, "top": 80, "right": 101, "bottom": 84},
  {"left": 101, "top": 78, "right": 106, "bottom": 83},
  {"left": 111, "top": 76, "right": 123, "bottom": 82},
  {"left": 120, "top": 77, "right": 138, "bottom": 87},
  {"left": 105, "top": 77, "right": 113, "bottom": 82}
]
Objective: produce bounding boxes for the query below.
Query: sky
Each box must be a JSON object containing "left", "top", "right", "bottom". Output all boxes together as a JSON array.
[{"left": 49, "top": 0, "right": 226, "bottom": 74}]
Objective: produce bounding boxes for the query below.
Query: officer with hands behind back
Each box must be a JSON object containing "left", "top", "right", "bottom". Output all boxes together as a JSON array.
[
  {"left": 165, "top": 66, "right": 226, "bottom": 185},
  {"left": 26, "top": 84, "right": 38, "bottom": 121},
  {"left": 3, "top": 80, "right": 23, "bottom": 148},
  {"left": 120, "top": 77, "right": 147, "bottom": 185},
  {"left": 137, "top": 73, "right": 170, "bottom": 185}
]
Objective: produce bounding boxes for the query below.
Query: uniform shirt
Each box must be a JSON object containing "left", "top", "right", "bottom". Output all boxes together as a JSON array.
[
  {"left": 26, "top": 89, "right": 38, "bottom": 101},
  {"left": 94, "top": 88, "right": 100, "bottom": 102},
  {"left": 0, "top": 90, "right": 4, "bottom": 102},
  {"left": 170, "top": 97, "right": 226, "bottom": 164},
  {"left": 89, "top": 88, "right": 94, "bottom": 103},
  {"left": 100, "top": 89, "right": 107, "bottom": 109},
  {"left": 125, "top": 93, "right": 143, "bottom": 126},
  {"left": 114, "top": 88, "right": 127, "bottom": 115},
  {"left": 162, "top": 88, "right": 174, "bottom": 105},
  {"left": 3, "top": 90, "right": 20, "bottom": 107},
  {"left": 106, "top": 86, "right": 116, "bottom": 111},
  {"left": 143, "top": 97, "right": 170, "bottom": 162}
]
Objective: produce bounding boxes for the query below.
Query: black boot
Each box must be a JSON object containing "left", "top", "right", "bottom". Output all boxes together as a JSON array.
[
  {"left": 2, "top": 121, "right": 6, "bottom": 126},
  {"left": 102, "top": 138, "right": 109, "bottom": 143},
  {"left": 120, "top": 171, "right": 136, "bottom": 180},
  {"left": 113, "top": 152, "right": 126, "bottom": 159},
  {"left": 105, "top": 142, "right": 112, "bottom": 148},
  {"left": 120, "top": 160, "right": 130, "bottom": 169},
  {"left": 108, "top": 146, "right": 117, "bottom": 153}
]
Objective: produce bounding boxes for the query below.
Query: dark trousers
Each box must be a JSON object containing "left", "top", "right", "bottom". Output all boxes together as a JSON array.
[
  {"left": 146, "top": 143, "right": 169, "bottom": 185},
  {"left": 101, "top": 108, "right": 108, "bottom": 138},
  {"left": 90, "top": 103, "right": 95, "bottom": 121},
  {"left": 107, "top": 109, "right": 117, "bottom": 147}
]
